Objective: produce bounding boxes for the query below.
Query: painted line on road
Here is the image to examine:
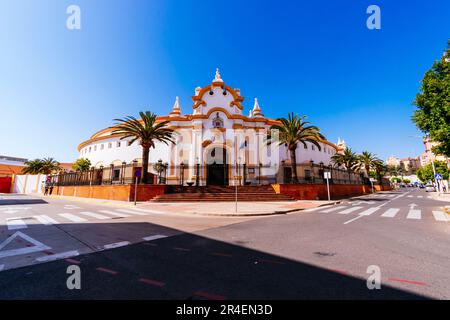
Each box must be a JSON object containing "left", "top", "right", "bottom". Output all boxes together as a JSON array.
[
  {"left": 98, "top": 210, "right": 130, "bottom": 218},
  {"left": 96, "top": 267, "right": 118, "bottom": 275},
  {"left": 193, "top": 291, "right": 227, "bottom": 301},
  {"left": 172, "top": 247, "right": 190, "bottom": 252},
  {"left": 358, "top": 207, "right": 380, "bottom": 216},
  {"left": 65, "top": 258, "right": 81, "bottom": 264},
  {"left": 103, "top": 241, "right": 130, "bottom": 249},
  {"left": 0, "top": 231, "right": 51, "bottom": 259},
  {"left": 320, "top": 206, "right": 348, "bottom": 213},
  {"left": 338, "top": 206, "right": 362, "bottom": 215},
  {"left": 116, "top": 209, "right": 148, "bottom": 216},
  {"left": 36, "top": 250, "right": 79, "bottom": 262},
  {"left": 432, "top": 211, "right": 448, "bottom": 222},
  {"left": 138, "top": 277, "right": 165, "bottom": 287},
  {"left": 143, "top": 235, "right": 168, "bottom": 241},
  {"left": 78, "top": 211, "right": 110, "bottom": 220},
  {"left": 128, "top": 208, "right": 166, "bottom": 214},
  {"left": 33, "top": 215, "right": 59, "bottom": 225},
  {"left": 211, "top": 252, "right": 233, "bottom": 258},
  {"left": 6, "top": 217, "right": 27, "bottom": 230},
  {"left": 407, "top": 210, "right": 421, "bottom": 220},
  {"left": 387, "top": 278, "right": 428, "bottom": 287},
  {"left": 59, "top": 213, "right": 88, "bottom": 223},
  {"left": 381, "top": 208, "right": 400, "bottom": 218}
]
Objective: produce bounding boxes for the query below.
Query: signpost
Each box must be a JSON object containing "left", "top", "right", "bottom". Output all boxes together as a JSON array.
[
  {"left": 324, "top": 171, "right": 331, "bottom": 201},
  {"left": 435, "top": 173, "right": 443, "bottom": 195},
  {"left": 134, "top": 170, "right": 141, "bottom": 206}
]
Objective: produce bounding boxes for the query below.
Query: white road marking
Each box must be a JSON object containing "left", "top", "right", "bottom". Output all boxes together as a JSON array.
[
  {"left": 63, "top": 205, "right": 82, "bottom": 210},
  {"left": 381, "top": 208, "right": 400, "bottom": 218},
  {"left": 432, "top": 211, "right": 448, "bottom": 222},
  {"left": 6, "top": 217, "right": 27, "bottom": 230},
  {"left": 129, "top": 208, "right": 165, "bottom": 214},
  {"left": 338, "top": 206, "right": 363, "bottom": 214},
  {"left": 59, "top": 213, "right": 88, "bottom": 223},
  {"left": 407, "top": 195, "right": 413, "bottom": 198},
  {"left": 0, "top": 231, "right": 51, "bottom": 259},
  {"left": 417, "top": 196, "right": 423, "bottom": 198},
  {"left": 36, "top": 250, "right": 79, "bottom": 262},
  {"left": 99, "top": 210, "right": 131, "bottom": 217},
  {"left": 103, "top": 241, "right": 130, "bottom": 249},
  {"left": 33, "top": 215, "right": 59, "bottom": 225},
  {"left": 78, "top": 211, "right": 110, "bottom": 220},
  {"left": 358, "top": 207, "right": 380, "bottom": 216},
  {"left": 143, "top": 235, "right": 168, "bottom": 241},
  {"left": 116, "top": 209, "right": 148, "bottom": 216},
  {"left": 320, "top": 206, "right": 348, "bottom": 213},
  {"left": 407, "top": 209, "right": 421, "bottom": 220}
]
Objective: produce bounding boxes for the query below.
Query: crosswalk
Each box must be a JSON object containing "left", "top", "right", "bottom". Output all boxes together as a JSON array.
[
  {"left": 1, "top": 207, "right": 164, "bottom": 231},
  {"left": 318, "top": 205, "right": 448, "bottom": 223}
]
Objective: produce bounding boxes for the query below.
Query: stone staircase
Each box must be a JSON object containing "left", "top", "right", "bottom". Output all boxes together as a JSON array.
[{"left": 150, "top": 185, "right": 296, "bottom": 202}]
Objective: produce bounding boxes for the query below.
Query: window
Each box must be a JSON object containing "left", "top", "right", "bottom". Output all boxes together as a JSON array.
[
  {"left": 112, "top": 169, "right": 121, "bottom": 181},
  {"left": 304, "top": 144, "right": 308, "bottom": 149},
  {"left": 94, "top": 145, "right": 97, "bottom": 151},
  {"left": 89, "top": 147, "right": 91, "bottom": 152},
  {"left": 100, "top": 144, "right": 104, "bottom": 150},
  {"left": 108, "top": 142, "right": 112, "bottom": 149},
  {"left": 117, "top": 141, "right": 121, "bottom": 148},
  {"left": 312, "top": 145, "right": 315, "bottom": 151}
]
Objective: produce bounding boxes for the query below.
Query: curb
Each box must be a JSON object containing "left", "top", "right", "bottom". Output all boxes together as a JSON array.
[{"left": 184, "top": 201, "right": 342, "bottom": 217}]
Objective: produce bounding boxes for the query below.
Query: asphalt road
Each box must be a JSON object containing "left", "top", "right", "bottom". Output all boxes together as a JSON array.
[{"left": 0, "top": 189, "right": 448, "bottom": 299}]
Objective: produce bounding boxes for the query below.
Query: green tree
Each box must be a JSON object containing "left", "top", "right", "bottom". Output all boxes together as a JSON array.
[
  {"left": 416, "top": 161, "right": 449, "bottom": 183},
  {"left": 412, "top": 40, "right": 450, "bottom": 157},
  {"left": 111, "top": 111, "right": 174, "bottom": 184},
  {"left": 22, "top": 158, "right": 61, "bottom": 175},
  {"left": 268, "top": 112, "right": 325, "bottom": 183},
  {"left": 331, "top": 147, "right": 359, "bottom": 181},
  {"left": 357, "top": 151, "right": 381, "bottom": 177},
  {"left": 72, "top": 158, "right": 92, "bottom": 172}
]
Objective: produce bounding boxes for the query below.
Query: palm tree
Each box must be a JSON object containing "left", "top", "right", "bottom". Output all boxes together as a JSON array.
[
  {"left": 111, "top": 111, "right": 174, "bottom": 184},
  {"left": 373, "top": 160, "right": 387, "bottom": 183},
  {"left": 40, "top": 158, "right": 61, "bottom": 174},
  {"left": 331, "top": 147, "right": 359, "bottom": 181},
  {"left": 22, "top": 159, "right": 44, "bottom": 174},
  {"left": 72, "top": 158, "right": 92, "bottom": 172},
  {"left": 22, "top": 158, "right": 61, "bottom": 174},
  {"left": 357, "top": 151, "right": 379, "bottom": 177},
  {"left": 268, "top": 112, "right": 325, "bottom": 183}
]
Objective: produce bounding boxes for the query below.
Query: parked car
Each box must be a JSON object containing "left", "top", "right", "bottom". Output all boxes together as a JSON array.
[{"left": 425, "top": 185, "right": 436, "bottom": 192}]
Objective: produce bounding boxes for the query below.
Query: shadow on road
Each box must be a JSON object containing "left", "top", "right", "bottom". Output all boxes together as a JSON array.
[{"left": 0, "top": 220, "right": 428, "bottom": 300}]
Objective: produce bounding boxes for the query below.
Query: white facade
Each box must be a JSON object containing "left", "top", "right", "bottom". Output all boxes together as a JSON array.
[{"left": 78, "top": 70, "right": 342, "bottom": 185}]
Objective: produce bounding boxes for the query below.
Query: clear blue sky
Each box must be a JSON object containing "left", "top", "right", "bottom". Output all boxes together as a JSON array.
[{"left": 1, "top": 0, "right": 449, "bottom": 162}]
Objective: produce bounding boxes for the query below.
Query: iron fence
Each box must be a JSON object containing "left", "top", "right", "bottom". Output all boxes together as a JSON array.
[{"left": 52, "top": 161, "right": 384, "bottom": 187}]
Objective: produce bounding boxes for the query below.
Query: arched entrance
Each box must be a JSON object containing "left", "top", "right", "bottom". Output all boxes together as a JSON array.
[{"left": 206, "top": 147, "right": 229, "bottom": 185}]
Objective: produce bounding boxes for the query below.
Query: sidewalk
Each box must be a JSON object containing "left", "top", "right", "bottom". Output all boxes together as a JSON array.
[{"left": 30, "top": 193, "right": 338, "bottom": 217}]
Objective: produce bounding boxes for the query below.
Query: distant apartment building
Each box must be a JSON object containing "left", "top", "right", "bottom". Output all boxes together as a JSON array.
[
  {"left": 386, "top": 156, "right": 421, "bottom": 175},
  {"left": 421, "top": 136, "right": 448, "bottom": 166}
]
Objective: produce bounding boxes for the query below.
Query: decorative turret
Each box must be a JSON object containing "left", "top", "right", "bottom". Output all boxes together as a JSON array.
[
  {"left": 336, "top": 137, "right": 346, "bottom": 153},
  {"left": 252, "top": 98, "right": 264, "bottom": 117},
  {"left": 212, "top": 68, "right": 224, "bottom": 85},
  {"left": 169, "top": 96, "right": 182, "bottom": 116}
]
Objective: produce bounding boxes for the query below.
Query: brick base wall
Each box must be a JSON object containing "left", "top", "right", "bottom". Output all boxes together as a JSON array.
[
  {"left": 272, "top": 183, "right": 392, "bottom": 200},
  {"left": 52, "top": 184, "right": 167, "bottom": 201}
]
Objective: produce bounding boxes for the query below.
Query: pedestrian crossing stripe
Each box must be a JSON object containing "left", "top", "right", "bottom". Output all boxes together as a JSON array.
[
  {"left": 59, "top": 213, "right": 88, "bottom": 222},
  {"left": 432, "top": 211, "right": 448, "bottom": 222},
  {"left": 78, "top": 211, "right": 110, "bottom": 220},
  {"left": 338, "top": 206, "right": 363, "bottom": 214},
  {"left": 406, "top": 210, "right": 421, "bottom": 220},
  {"left": 320, "top": 206, "right": 347, "bottom": 213},
  {"left": 33, "top": 215, "right": 58, "bottom": 225},
  {"left": 358, "top": 207, "right": 380, "bottom": 216},
  {"left": 6, "top": 218, "right": 27, "bottom": 230},
  {"left": 116, "top": 209, "right": 148, "bottom": 216},
  {"left": 381, "top": 208, "right": 399, "bottom": 218},
  {"left": 98, "top": 210, "right": 131, "bottom": 217}
]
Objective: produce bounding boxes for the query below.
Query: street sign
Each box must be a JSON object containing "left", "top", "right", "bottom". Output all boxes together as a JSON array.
[
  {"left": 324, "top": 172, "right": 331, "bottom": 179},
  {"left": 135, "top": 170, "right": 141, "bottom": 177},
  {"left": 369, "top": 178, "right": 377, "bottom": 182},
  {"left": 434, "top": 174, "right": 443, "bottom": 180}
]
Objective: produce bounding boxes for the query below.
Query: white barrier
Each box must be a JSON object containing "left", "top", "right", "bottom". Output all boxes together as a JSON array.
[{"left": 12, "top": 174, "right": 47, "bottom": 194}]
